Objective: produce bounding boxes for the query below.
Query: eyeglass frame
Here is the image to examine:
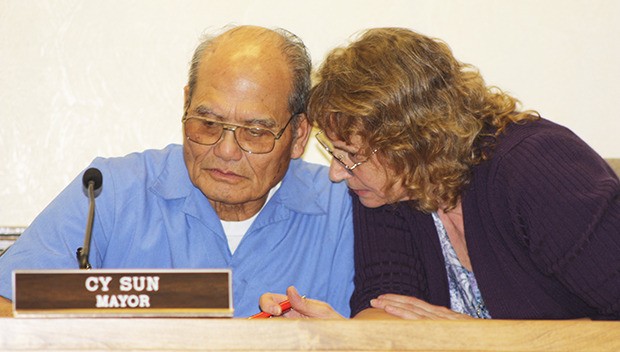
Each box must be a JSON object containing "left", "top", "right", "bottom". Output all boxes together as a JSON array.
[
  {"left": 315, "top": 130, "right": 377, "bottom": 174},
  {"left": 182, "top": 112, "right": 298, "bottom": 154}
]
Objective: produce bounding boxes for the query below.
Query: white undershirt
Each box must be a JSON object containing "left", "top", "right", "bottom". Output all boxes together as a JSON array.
[{"left": 220, "top": 182, "right": 281, "bottom": 254}]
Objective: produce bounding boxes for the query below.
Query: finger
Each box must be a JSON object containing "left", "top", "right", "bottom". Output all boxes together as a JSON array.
[
  {"left": 376, "top": 294, "right": 432, "bottom": 310},
  {"left": 375, "top": 295, "right": 438, "bottom": 315},
  {"left": 281, "top": 309, "right": 308, "bottom": 318},
  {"left": 382, "top": 304, "right": 426, "bottom": 319},
  {"left": 370, "top": 296, "right": 419, "bottom": 311},
  {"left": 286, "top": 286, "right": 305, "bottom": 307},
  {"left": 384, "top": 302, "right": 472, "bottom": 320},
  {"left": 376, "top": 293, "right": 418, "bottom": 304},
  {"left": 373, "top": 295, "right": 469, "bottom": 320},
  {"left": 369, "top": 298, "right": 388, "bottom": 309},
  {"left": 285, "top": 286, "right": 314, "bottom": 317},
  {"left": 285, "top": 286, "right": 344, "bottom": 319},
  {"left": 258, "top": 292, "right": 289, "bottom": 316},
  {"left": 371, "top": 298, "right": 429, "bottom": 319}
]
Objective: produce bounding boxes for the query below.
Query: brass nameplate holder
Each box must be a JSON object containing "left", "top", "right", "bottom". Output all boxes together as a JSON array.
[{"left": 13, "top": 269, "right": 233, "bottom": 318}]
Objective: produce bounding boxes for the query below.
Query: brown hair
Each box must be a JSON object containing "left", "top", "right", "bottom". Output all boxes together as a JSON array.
[{"left": 309, "top": 27, "right": 538, "bottom": 212}]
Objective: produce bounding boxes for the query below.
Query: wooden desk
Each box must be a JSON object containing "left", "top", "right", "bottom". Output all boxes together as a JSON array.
[{"left": 0, "top": 318, "right": 618, "bottom": 351}]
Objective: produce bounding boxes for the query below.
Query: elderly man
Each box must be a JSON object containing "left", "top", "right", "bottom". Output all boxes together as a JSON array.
[{"left": 0, "top": 26, "right": 354, "bottom": 317}]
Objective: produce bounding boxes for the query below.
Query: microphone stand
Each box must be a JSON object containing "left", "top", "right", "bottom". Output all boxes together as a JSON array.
[{"left": 77, "top": 180, "right": 96, "bottom": 270}]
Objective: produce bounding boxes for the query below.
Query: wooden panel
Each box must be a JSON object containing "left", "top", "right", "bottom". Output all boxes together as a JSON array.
[
  {"left": 606, "top": 158, "right": 620, "bottom": 176},
  {"left": 0, "top": 318, "right": 618, "bottom": 351},
  {"left": 0, "top": 226, "right": 24, "bottom": 256}
]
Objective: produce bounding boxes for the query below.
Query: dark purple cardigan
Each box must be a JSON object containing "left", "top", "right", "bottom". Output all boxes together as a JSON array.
[{"left": 350, "top": 119, "right": 620, "bottom": 319}]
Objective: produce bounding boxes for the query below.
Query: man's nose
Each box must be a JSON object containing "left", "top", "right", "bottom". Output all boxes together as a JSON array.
[{"left": 213, "top": 129, "right": 243, "bottom": 160}]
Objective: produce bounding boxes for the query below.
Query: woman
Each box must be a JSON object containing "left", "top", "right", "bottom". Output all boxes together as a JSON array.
[{"left": 260, "top": 27, "right": 620, "bottom": 320}]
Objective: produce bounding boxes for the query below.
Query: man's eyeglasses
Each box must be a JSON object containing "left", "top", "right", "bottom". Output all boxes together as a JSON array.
[
  {"left": 315, "top": 130, "right": 376, "bottom": 174},
  {"left": 182, "top": 113, "right": 297, "bottom": 154}
]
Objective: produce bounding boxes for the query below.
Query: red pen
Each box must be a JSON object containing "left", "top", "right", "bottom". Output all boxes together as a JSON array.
[{"left": 248, "top": 299, "right": 292, "bottom": 319}]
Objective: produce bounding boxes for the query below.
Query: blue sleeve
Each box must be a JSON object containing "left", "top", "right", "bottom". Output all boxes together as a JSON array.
[
  {"left": 325, "top": 189, "right": 355, "bottom": 318},
  {"left": 0, "top": 156, "right": 121, "bottom": 300},
  {"left": 0, "top": 167, "right": 96, "bottom": 299}
]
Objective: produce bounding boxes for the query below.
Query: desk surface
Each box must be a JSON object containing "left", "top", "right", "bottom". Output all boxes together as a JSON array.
[{"left": 1, "top": 317, "right": 618, "bottom": 351}]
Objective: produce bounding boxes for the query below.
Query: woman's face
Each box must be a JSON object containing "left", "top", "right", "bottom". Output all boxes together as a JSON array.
[{"left": 325, "top": 134, "right": 408, "bottom": 208}]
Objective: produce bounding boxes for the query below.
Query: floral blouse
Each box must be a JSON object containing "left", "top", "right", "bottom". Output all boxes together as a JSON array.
[{"left": 432, "top": 212, "right": 491, "bottom": 319}]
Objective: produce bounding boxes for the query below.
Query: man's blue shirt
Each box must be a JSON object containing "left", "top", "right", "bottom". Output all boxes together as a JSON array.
[{"left": 0, "top": 144, "right": 354, "bottom": 317}]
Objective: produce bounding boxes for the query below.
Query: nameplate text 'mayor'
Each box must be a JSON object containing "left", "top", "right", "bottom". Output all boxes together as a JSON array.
[{"left": 12, "top": 269, "right": 232, "bottom": 317}]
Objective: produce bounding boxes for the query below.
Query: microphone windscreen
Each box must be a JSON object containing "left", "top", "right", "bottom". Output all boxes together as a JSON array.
[{"left": 82, "top": 168, "right": 103, "bottom": 191}]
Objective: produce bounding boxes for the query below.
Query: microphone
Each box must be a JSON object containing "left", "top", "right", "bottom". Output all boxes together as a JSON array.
[
  {"left": 82, "top": 167, "right": 103, "bottom": 198},
  {"left": 76, "top": 168, "right": 103, "bottom": 269}
]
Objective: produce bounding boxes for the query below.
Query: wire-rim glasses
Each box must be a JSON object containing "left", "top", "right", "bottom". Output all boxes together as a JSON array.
[
  {"left": 315, "top": 130, "right": 376, "bottom": 174},
  {"left": 182, "top": 113, "right": 297, "bottom": 154}
]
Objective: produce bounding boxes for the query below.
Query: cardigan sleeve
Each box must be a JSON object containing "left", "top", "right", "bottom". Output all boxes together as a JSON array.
[
  {"left": 495, "top": 127, "right": 620, "bottom": 319},
  {"left": 349, "top": 199, "right": 449, "bottom": 316}
]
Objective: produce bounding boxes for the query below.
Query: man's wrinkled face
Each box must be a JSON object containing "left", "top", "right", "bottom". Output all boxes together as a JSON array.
[{"left": 182, "top": 41, "right": 306, "bottom": 215}]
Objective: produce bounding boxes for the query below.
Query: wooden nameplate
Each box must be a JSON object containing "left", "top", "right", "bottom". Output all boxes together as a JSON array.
[{"left": 12, "top": 269, "right": 233, "bottom": 318}]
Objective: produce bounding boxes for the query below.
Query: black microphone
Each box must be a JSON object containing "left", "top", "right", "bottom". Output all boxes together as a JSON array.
[{"left": 76, "top": 168, "right": 103, "bottom": 269}]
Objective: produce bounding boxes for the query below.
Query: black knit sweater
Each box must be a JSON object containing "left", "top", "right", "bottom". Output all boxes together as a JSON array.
[{"left": 350, "top": 118, "right": 620, "bottom": 319}]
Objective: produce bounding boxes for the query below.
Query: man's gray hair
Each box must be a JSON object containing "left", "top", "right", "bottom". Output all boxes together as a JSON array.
[{"left": 185, "top": 26, "right": 311, "bottom": 131}]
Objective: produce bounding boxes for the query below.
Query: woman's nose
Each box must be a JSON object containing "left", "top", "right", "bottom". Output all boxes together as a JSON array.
[{"left": 328, "top": 159, "right": 351, "bottom": 182}]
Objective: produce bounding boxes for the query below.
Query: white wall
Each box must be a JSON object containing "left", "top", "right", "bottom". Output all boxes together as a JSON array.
[{"left": 1, "top": 0, "right": 619, "bottom": 226}]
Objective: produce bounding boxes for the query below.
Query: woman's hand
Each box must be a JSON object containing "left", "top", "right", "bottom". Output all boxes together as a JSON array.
[
  {"left": 258, "top": 286, "right": 345, "bottom": 319},
  {"left": 370, "top": 294, "right": 473, "bottom": 320}
]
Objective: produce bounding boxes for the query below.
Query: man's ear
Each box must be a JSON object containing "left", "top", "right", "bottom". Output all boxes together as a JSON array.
[
  {"left": 291, "top": 113, "right": 311, "bottom": 159},
  {"left": 183, "top": 85, "right": 190, "bottom": 111}
]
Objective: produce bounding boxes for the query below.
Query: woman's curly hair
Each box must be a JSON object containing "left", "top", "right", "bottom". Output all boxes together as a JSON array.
[{"left": 309, "top": 27, "right": 538, "bottom": 212}]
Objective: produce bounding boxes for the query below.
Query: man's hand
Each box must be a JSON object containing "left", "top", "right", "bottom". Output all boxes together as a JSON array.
[
  {"left": 370, "top": 294, "right": 472, "bottom": 320},
  {"left": 258, "top": 286, "right": 345, "bottom": 319}
]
